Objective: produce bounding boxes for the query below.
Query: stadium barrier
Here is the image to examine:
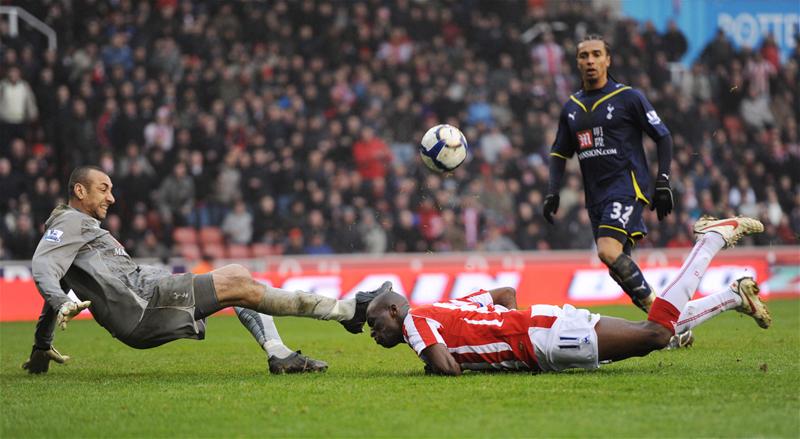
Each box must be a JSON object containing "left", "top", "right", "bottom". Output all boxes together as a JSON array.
[{"left": 1, "top": 247, "right": 797, "bottom": 322}]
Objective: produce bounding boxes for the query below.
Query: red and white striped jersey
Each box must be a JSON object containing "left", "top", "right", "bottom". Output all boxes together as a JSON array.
[{"left": 402, "top": 290, "right": 547, "bottom": 371}]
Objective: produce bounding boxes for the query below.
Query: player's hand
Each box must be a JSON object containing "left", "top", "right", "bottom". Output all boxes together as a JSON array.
[
  {"left": 542, "top": 194, "right": 560, "bottom": 224},
  {"left": 56, "top": 300, "right": 91, "bottom": 330},
  {"left": 22, "top": 345, "right": 70, "bottom": 374},
  {"left": 650, "top": 174, "right": 674, "bottom": 221}
]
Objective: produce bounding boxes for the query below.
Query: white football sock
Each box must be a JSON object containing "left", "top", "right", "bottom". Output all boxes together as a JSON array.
[
  {"left": 264, "top": 339, "right": 294, "bottom": 359},
  {"left": 675, "top": 286, "right": 742, "bottom": 333},
  {"left": 656, "top": 232, "right": 726, "bottom": 313}
]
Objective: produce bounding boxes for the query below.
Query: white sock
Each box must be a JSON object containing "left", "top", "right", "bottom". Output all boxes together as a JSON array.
[
  {"left": 675, "top": 286, "right": 742, "bottom": 333},
  {"left": 256, "top": 286, "right": 356, "bottom": 321},
  {"left": 235, "top": 307, "right": 295, "bottom": 357},
  {"left": 656, "top": 232, "right": 726, "bottom": 313},
  {"left": 264, "top": 339, "right": 294, "bottom": 359}
]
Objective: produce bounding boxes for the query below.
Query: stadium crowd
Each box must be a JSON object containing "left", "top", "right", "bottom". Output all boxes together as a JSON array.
[{"left": 1, "top": 0, "right": 798, "bottom": 261}]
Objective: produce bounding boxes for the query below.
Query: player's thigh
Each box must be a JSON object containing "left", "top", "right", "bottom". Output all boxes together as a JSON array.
[
  {"left": 595, "top": 316, "right": 670, "bottom": 362},
  {"left": 122, "top": 273, "right": 212, "bottom": 348}
]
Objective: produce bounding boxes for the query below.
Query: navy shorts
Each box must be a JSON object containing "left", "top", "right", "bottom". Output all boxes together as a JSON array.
[{"left": 588, "top": 196, "right": 648, "bottom": 245}]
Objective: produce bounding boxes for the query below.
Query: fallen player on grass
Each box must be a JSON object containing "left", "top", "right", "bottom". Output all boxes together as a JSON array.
[{"left": 365, "top": 216, "right": 771, "bottom": 375}]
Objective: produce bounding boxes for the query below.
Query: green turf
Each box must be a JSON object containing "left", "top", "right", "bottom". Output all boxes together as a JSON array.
[{"left": 2, "top": 300, "right": 799, "bottom": 438}]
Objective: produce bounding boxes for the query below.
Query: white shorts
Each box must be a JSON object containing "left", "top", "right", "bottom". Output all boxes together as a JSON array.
[{"left": 528, "top": 304, "right": 601, "bottom": 372}]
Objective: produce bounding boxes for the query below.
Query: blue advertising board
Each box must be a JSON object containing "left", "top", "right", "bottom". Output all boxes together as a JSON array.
[{"left": 621, "top": 0, "right": 799, "bottom": 64}]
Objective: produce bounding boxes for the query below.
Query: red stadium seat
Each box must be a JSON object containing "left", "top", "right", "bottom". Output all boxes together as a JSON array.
[
  {"left": 173, "top": 227, "right": 198, "bottom": 245},
  {"left": 178, "top": 243, "right": 201, "bottom": 261},
  {"left": 199, "top": 227, "right": 224, "bottom": 245},
  {"left": 252, "top": 243, "right": 282, "bottom": 257},
  {"left": 227, "top": 244, "right": 252, "bottom": 259},
  {"left": 202, "top": 243, "right": 226, "bottom": 260}
]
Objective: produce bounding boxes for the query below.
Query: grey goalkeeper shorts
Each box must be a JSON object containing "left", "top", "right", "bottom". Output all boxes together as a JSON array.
[{"left": 119, "top": 273, "right": 221, "bottom": 349}]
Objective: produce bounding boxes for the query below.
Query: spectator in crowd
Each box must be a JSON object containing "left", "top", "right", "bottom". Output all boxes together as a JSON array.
[
  {"left": 221, "top": 199, "right": 253, "bottom": 245},
  {"left": 7, "top": 214, "right": 38, "bottom": 259},
  {"left": 352, "top": 126, "right": 393, "bottom": 182},
  {"left": 134, "top": 230, "right": 170, "bottom": 260},
  {"left": 480, "top": 225, "right": 519, "bottom": 252},
  {"left": 740, "top": 85, "right": 776, "bottom": 130},
  {"left": 359, "top": 208, "right": 388, "bottom": 254},
  {"left": 144, "top": 106, "right": 175, "bottom": 152},
  {"left": 531, "top": 31, "right": 564, "bottom": 76},
  {"left": 155, "top": 162, "right": 195, "bottom": 227},
  {"left": 0, "top": 66, "right": 38, "bottom": 150},
  {"left": 284, "top": 228, "right": 305, "bottom": 255},
  {"left": 0, "top": 0, "right": 797, "bottom": 260},
  {"left": 662, "top": 20, "right": 688, "bottom": 62}
]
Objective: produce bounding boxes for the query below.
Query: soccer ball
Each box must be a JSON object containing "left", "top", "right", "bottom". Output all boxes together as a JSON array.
[{"left": 419, "top": 124, "right": 468, "bottom": 173}]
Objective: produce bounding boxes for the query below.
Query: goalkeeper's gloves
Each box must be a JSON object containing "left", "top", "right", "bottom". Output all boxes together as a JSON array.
[
  {"left": 542, "top": 194, "right": 560, "bottom": 225},
  {"left": 22, "top": 345, "right": 70, "bottom": 374},
  {"left": 56, "top": 300, "right": 91, "bottom": 330},
  {"left": 650, "top": 173, "right": 674, "bottom": 221}
]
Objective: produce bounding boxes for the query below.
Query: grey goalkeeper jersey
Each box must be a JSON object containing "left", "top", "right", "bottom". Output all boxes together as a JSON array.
[{"left": 31, "top": 204, "right": 171, "bottom": 347}]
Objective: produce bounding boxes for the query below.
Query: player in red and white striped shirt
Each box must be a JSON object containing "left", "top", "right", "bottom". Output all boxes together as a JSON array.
[{"left": 366, "top": 216, "right": 771, "bottom": 375}]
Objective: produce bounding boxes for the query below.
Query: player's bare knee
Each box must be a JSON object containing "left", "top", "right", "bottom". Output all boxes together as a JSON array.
[
  {"left": 642, "top": 322, "right": 672, "bottom": 349},
  {"left": 597, "top": 248, "right": 618, "bottom": 266},
  {"left": 222, "top": 263, "right": 251, "bottom": 279},
  {"left": 212, "top": 264, "right": 261, "bottom": 305}
]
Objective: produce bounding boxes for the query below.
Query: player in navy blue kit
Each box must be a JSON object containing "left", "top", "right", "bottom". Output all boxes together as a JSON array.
[{"left": 544, "top": 36, "right": 678, "bottom": 333}]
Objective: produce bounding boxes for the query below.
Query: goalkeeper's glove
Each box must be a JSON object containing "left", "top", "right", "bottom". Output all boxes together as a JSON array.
[
  {"left": 22, "top": 345, "right": 70, "bottom": 374},
  {"left": 650, "top": 174, "right": 674, "bottom": 221},
  {"left": 56, "top": 300, "right": 91, "bottom": 330}
]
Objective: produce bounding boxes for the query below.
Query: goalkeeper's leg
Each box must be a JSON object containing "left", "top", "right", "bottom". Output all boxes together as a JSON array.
[{"left": 234, "top": 308, "right": 327, "bottom": 374}]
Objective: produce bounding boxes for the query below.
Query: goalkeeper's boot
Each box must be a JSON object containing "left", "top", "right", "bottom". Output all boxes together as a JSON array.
[
  {"left": 731, "top": 277, "right": 771, "bottom": 329},
  {"left": 665, "top": 330, "right": 694, "bottom": 350},
  {"left": 268, "top": 351, "right": 328, "bottom": 374},
  {"left": 693, "top": 216, "right": 764, "bottom": 248},
  {"left": 340, "top": 281, "right": 393, "bottom": 334}
]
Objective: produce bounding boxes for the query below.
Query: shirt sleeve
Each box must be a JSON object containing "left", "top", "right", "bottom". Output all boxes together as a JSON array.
[
  {"left": 550, "top": 106, "right": 576, "bottom": 160},
  {"left": 33, "top": 301, "right": 58, "bottom": 349},
  {"left": 31, "top": 212, "right": 89, "bottom": 311},
  {"left": 403, "top": 313, "right": 445, "bottom": 356},
  {"left": 629, "top": 89, "right": 671, "bottom": 140},
  {"left": 456, "top": 290, "right": 494, "bottom": 307}
]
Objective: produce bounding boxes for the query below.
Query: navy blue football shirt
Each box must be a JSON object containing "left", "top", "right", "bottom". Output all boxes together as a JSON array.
[{"left": 550, "top": 80, "right": 670, "bottom": 207}]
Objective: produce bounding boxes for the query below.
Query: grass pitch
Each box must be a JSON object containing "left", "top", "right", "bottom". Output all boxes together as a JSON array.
[{"left": 2, "top": 300, "right": 799, "bottom": 438}]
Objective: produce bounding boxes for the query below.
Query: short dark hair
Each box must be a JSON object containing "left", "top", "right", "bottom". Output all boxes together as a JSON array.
[
  {"left": 67, "top": 165, "right": 105, "bottom": 199},
  {"left": 577, "top": 34, "right": 611, "bottom": 57}
]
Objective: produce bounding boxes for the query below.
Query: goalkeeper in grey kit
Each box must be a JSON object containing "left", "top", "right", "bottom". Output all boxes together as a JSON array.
[
  {"left": 24, "top": 166, "right": 386, "bottom": 374},
  {"left": 543, "top": 35, "right": 689, "bottom": 347}
]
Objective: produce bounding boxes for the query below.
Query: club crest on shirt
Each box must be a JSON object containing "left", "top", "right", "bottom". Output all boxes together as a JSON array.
[{"left": 44, "top": 229, "right": 64, "bottom": 243}]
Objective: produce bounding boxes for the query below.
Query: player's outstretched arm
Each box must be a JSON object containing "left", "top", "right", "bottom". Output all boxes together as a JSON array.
[
  {"left": 487, "top": 287, "right": 517, "bottom": 309},
  {"left": 22, "top": 345, "right": 71, "bottom": 374},
  {"left": 421, "top": 343, "right": 462, "bottom": 376},
  {"left": 56, "top": 300, "right": 92, "bottom": 330}
]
